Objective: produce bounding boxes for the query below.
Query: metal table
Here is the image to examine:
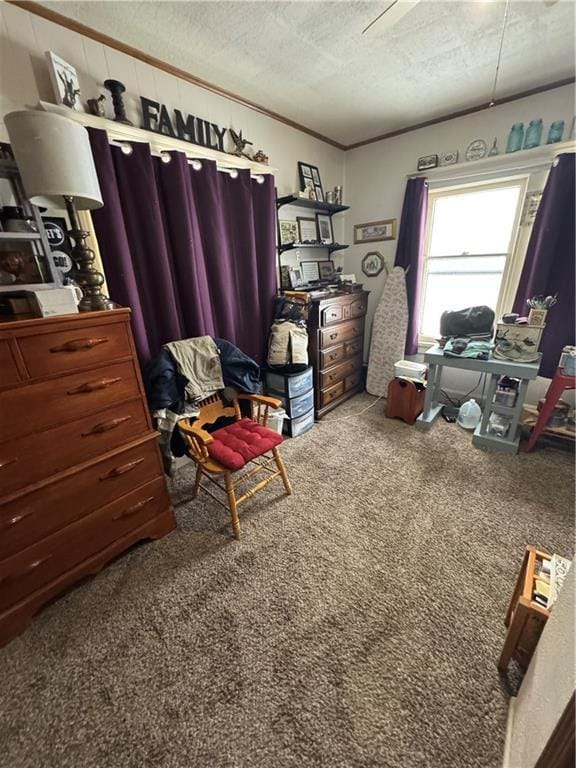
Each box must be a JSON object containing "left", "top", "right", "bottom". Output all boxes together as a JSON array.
[{"left": 415, "top": 345, "right": 541, "bottom": 453}]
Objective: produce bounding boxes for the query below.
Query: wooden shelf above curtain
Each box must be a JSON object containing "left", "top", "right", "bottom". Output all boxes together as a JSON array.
[{"left": 38, "top": 102, "right": 277, "bottom": 176}]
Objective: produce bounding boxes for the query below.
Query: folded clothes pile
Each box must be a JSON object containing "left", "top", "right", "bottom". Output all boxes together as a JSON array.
[{"left": 443, "top": 337, "right": 493, "bottom": 360}]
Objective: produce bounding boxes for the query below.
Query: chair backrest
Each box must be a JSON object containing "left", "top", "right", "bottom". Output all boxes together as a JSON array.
[{"left": 194, "top": 392, "right": 241, "bottom": 430}]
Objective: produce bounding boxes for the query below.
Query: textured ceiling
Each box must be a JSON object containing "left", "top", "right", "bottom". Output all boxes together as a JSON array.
[{"left": 41, "top": 0, "right": 575, "bottom": 145}]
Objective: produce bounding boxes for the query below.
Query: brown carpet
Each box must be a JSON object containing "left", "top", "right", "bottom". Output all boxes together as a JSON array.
[{"left": 1, "top": 394, "right": 574, "bottom": 768}]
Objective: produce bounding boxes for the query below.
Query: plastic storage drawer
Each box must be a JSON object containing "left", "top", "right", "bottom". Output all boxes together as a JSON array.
[
  {"left": 265, "top": 367, "right": 313, "bottom": 399},
  {"left": 284, "top": 408, "right": 314, "bottom": 438},
  {"left": 273, "top": 388, "right": 314, "bottom": 419}
]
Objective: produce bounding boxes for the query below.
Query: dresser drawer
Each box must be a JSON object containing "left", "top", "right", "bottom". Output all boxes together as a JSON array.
[
  {"left": 319, "top": 319, "right": 364, "bottom": 349},
  {"left": 319, "top": 344, "right": 345, "bottom": 369},
  {"left": 0, "top": 398, "right": 151, "bottom": 498},
  {"left": 0, "top": 437, "right": 163, "bottom": 559},
  {"left": 17, "top": 320, "right": 133, "bottom": 379},
  {"left": 348, "top": 295, "right": 368, "bottom": 319},
  {"left": 0, "top": 340, "right": 22, "bottom": 389},
  {"left": 0, "top": 476, "right": 169, "bottom": 612},
  {"left": 345, "top": 370, "right": 363, "bottom": 391},
  {"left": 319, "top": 355, "right": 362, "bottom": 388},
  {"left": 320, "top": 381, "right": 344, "bottom": 408},
  {"left": 0, "top": 360, "right": 140, "bottom": 441},
  {"left": 320, "top": 303, "right": 344, "bottom": 326},
  {"left": 344, "top": 337, "right": 363, "bottom": 358}
]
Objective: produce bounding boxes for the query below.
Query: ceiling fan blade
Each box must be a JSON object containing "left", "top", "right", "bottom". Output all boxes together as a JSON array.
[{"left": 362, "top": 0, "right": 422, "bottom": 36}]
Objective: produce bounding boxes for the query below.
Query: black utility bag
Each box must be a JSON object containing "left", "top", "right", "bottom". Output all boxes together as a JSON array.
[{"left": 440, "top": 305, "right": 495, "bottom": 338}]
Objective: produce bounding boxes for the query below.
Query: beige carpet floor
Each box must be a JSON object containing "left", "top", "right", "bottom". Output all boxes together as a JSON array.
[{"left": 0, "top": 394, "right": 574, "bottom": 768}]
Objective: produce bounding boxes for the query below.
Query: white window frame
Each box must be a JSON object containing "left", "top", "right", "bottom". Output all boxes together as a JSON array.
[{"left": 418, "top": 176, "right": 529, "bottom": 347}]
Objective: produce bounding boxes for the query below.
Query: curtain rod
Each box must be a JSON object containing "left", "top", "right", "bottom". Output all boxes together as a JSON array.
[
  {"left": 111, "top": 140, "right": 265, "bottom": 181},
  {"left": 407, "top": 158, "right": 555, "bottom": 183}
]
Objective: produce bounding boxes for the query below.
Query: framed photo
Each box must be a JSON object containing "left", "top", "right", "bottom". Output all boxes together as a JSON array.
[
  {"left": 45, "top": 51, "right": 84, "bottom": 111},
  {"left": 297, "top": 216, "right": 318, "bottom": 243},
  {"left": 298, "top": 162, "right": 323, "bottom": 199},
  {"left": 315, "top": 213, "right": 333, "bottom": 244},
  {"left": 354, "top": 219, "right": 396, "bottom": 244},
  {"left": 279, "top": 220, "right": 298, "bottom": 245},
  {"left": 494, "top": 323, "right": 543, "bottom": 363},
  {"left": 318, "top": 260, "right": 335, "bottom": 280},
  {"left": 361, "top": 251, "right": 385, "bottom": 278},
  {"left": 417, "top": 154, "right": 438, "bottom": 171},
  {"left": 300, "top": 261, "right": 320, "bottom": 283},
  {"left": 439, "top": 150, "right": 459, "bottom": 166}
]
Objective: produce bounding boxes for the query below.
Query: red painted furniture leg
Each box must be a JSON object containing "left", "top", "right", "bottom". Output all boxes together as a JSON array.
[{"left": 525, "top": 368, "right": 576, "bottom": 452}]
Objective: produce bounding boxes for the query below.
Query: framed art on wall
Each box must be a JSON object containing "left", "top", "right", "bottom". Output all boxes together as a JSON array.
[
  {"left": 45, "top": 51, "right": 84, "bottom": 111},
  {"left": 354, "top": 219, "right": 396, "bottom": 244},
  {"left": 361, "top": 251, "right": 385, "bottom": 277},
  {"left": 315, "top": 213, "right": 333, "bottom": 244},
  {"left": 297, "top": 216, "right": 318, "bottom": 243},
  {"left": 298, "top": 162, "right": 324, "bottom": 200}
]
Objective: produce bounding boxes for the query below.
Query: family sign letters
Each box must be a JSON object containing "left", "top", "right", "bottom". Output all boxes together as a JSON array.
[{"left": 140, "top": 97, "right": 228, "bottom": 152}]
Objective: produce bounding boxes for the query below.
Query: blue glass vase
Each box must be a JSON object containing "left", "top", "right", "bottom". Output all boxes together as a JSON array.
[
  {"left": 506, "top": 123, "right": 524, "bottom": 153},
  {"left": 523, "top": 119, "right": 543, "bottom": 149},
  {"left": 547, "top": 120, "right": 564, "bottom": 144}
]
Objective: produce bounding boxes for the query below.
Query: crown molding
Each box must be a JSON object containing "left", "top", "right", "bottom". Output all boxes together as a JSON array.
[{"left": 7, "top": 1, "right": 576, "bottom": 154}]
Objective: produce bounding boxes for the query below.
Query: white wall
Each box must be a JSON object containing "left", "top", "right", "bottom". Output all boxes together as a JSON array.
[
  {"left": 0, "top": 3, "right": 346, "bottom": 239},
  {"left": 505, "top": 565, "right": 575, "bottom": 768},
  {"left": 344, "top": 85, "right": 575, "bottom": 402}
]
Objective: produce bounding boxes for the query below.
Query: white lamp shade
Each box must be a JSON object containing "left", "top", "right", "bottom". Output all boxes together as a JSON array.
[{"left": 4, "top": 110, "right": 103, "bottom": 210}]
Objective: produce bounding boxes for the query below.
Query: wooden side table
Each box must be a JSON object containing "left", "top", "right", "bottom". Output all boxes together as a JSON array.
[
  {"left": 498, "top": 546, "right": 550, "bottom": 675},
  {"left": 385, "top": 378, "right": 426, "bottom": 425},
  {"left": 525, "top": 367, "right": 576, "bottom": 451}
]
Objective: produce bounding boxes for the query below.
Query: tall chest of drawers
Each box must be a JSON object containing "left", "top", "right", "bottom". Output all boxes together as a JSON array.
[
  {"left": 0, "top": 309, "right": 175, "bottom": 646},
  {"left": 308, "top": 290, "right": 369, "bottom": 418}
]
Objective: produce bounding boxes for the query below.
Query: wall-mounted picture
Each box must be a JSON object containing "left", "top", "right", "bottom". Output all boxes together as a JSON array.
[
  {"left": 297, "top": 216, "right": 318, "bottom": 243},
  {"left": 354, "top": 219, "right": 396, "bottom": 244},
  {"left": 45, "top": 51, "right": 84, "bottom": 111},
  {"left": 315, "top": 213, "right": 333, "bottom": 244},
  {"left": 298, "top": 162, "right": 323, "bottom": 199},
  {"left": 279, "top": 219, "right": 298, "bottom": 245},
  {"left": 493, "top": 323, "right": 543, "bottom": 363},
  {"left": 439, "top": 150, "right": 459, "bottom": 166},
  {"left": 318, "top": 260, "right": 335, "bottom": 280},
  {"left": 361, "top": 251, "right": 385, "bottom": 277},
  {"left": 417, "top": 154, "right": 438, "bottom": 171}
]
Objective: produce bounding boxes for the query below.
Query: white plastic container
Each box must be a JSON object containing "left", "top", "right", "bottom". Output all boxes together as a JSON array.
[
  {"left": 266, "top": 407, "right": 287, "bottom": 435},
  {"left": 457, "top": 398, "right": 482, "bottom": 430}
]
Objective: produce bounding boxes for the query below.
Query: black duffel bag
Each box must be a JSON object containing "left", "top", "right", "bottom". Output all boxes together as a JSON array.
[{"left": 440, "top": 305, "right": 495, "bottom": 338}]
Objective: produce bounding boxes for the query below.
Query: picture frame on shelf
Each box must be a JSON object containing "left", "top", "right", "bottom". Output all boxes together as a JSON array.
[
  {"left": 298, "top": 161, "right": 323, "bottom": 199},
  {"left": 354, "top": 219, "right": 396, "bottom": 244},
  {"left": 300, "top": 261, "right": 321, "bottom": 283},
  {"left": 439, "top": 150, "right": 459, "bottom": 166},
  {"left": 279, "top": 220, "right": 298, "bottom": 245},
  {"left": 361, "top": 251, "right": 385, "bottom": 278},
  {"left": 315, "top": 213, "right": 333, "bottom": 244},
  {"left": 318, "top": 260, "right": 335, "bottom": 280},
  {"left": 45, "top": 51, "right": 84, "bottom": 111},
  {"left": 417, "top": 154, "right": 438, "bottom": 171},
  {"left": 297, "top": 216, "right": 318, "bottom": 243}
]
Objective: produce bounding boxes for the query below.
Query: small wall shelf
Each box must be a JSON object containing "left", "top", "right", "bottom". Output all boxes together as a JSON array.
[
  {"left": 276, "top": 194, "right": 349, "bottom": 215},
  {"left": 0, "top": 232, "right": 42, "bottom": 242},
  {"left": 279, "top": 242, "right": 348, "bottom": 255}
]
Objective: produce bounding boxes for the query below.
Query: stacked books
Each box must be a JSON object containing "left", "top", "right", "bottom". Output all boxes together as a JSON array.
[{"left": 533, "top": 553, "right": 571, "bottom": 609}]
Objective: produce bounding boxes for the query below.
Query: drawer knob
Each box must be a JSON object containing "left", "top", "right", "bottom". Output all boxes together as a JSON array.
[
  {"left": 329, "top": 333, "right": 338, "bottom": 341},
  {"left": 101, "top": 457, "right": 145, "bottom": 480},
  {"left": 0, "top": 457, "right": 18, "bottom": 470},
  {"left": 1, "top": 511, "right": 31, "bottom": 530},
  {"left": 68, "top": 377, "right": 121, "bottom": 395},
  {"left": 0, "top": 554, "right": 52, "bottom": 586},
  {"left": 113, "top": 495, "right": 154, "bottom": 520},
  {"left": 82, "top": 415, "right": 132, "bottom": 436},
  {"left": 50, "top": 337, "right": 108, "bottom": 353}
]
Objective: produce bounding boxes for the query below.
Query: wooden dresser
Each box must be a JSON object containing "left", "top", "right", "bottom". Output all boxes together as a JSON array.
[
  {"left": 308, "top": 290, "right": 369, "bottom": 418},
  {"left": 0, "top": 309, "right": 175, "bottom": 646}
]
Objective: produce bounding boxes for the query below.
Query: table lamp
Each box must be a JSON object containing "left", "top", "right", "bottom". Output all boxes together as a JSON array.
[{"left": 4, "top": 109, "right": 113, "bottom": 312}]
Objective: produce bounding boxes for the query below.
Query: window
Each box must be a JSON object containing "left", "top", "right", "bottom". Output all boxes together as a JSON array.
[{"left": 419, "top": 179, "right": 526, "bottom": 342}]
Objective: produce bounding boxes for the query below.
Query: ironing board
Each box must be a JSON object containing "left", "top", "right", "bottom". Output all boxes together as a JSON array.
[{"left": 366, "top": 265, "right": 409, "bottom": 397}]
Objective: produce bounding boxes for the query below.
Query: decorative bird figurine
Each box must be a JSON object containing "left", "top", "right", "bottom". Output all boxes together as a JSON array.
[{"left": 229, "top": 128, "right": 253, "bottom": 159}]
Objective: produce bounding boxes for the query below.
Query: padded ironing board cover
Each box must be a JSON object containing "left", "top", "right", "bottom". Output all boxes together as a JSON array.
[{"left": 366, "top": 266, "right": 409, "bottom": 397}]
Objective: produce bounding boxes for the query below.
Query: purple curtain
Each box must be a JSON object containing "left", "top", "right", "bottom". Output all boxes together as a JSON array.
[
  {"left": 394, "top": 177, "right": 428, "bottom": 355},
  {"left": 88, "top": 128, "right": 277, "bottom": 365},
  {"left": 513, "top": 153, "right": 575, "bottom": 378}
]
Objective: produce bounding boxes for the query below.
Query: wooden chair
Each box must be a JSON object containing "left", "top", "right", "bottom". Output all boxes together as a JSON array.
[{"left": 179, "top": 392, "right": 292, "bottom": 537}]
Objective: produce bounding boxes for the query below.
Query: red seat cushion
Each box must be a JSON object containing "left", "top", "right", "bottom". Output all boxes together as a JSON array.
[{"left": 207, "top": 418, "right": 284, "bottom": 471}]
